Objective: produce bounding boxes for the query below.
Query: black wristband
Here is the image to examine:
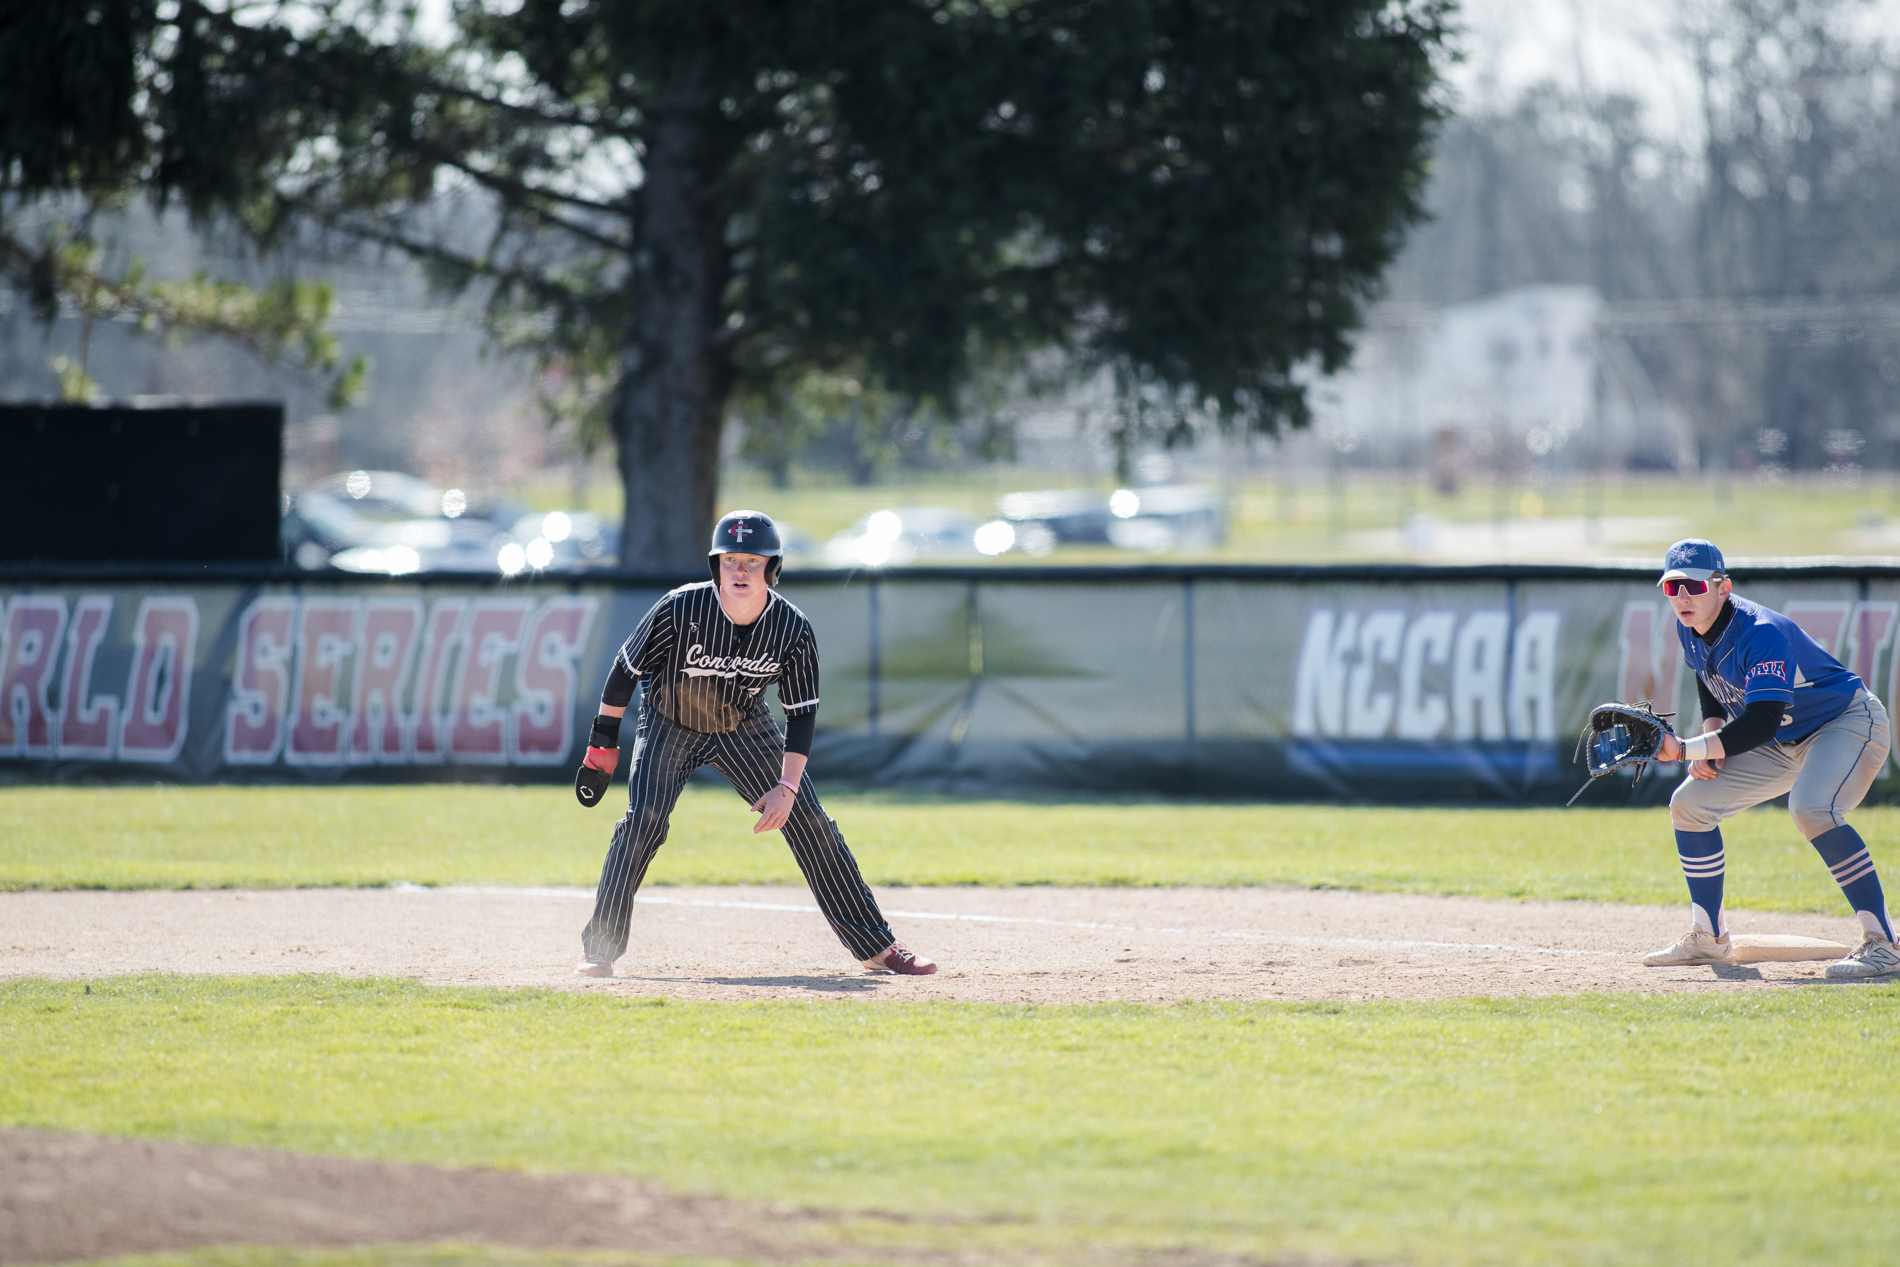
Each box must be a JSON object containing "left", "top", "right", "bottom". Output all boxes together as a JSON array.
[{"left": 588, "top": 713, "right": 622, "bottom": 749}]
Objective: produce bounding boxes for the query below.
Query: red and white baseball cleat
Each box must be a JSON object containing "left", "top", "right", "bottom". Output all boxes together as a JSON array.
[
  {"left": 862, "top": 942, "right": 937, "bottom": 975},
  {"left": 574, "top": 954, "right": 614, "bottom": 978}
]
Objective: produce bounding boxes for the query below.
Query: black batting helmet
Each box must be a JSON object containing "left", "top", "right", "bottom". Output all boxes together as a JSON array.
[{"left": 708, "top": 509, "right": 784, "bottom": 584}]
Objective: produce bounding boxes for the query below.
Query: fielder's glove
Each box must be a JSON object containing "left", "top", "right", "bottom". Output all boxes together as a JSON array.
[
  {"left": 574, "top": 713, "right": 621, "bottom": 808},
  {"left": 1567, "top": 701, "right": 1674, "bottom": 805}
]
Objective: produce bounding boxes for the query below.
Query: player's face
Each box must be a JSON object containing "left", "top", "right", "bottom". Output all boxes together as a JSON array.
[
  {"left": 1667, "top": 575, "right": 1730, "bottom": 630},
  {"left": 718, "top": 551, "right": 770, "bottom": 598}
]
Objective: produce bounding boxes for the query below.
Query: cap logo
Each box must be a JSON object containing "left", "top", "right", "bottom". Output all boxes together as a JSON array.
[
  {"left": 731, "top": 520, "right": 752, "bottom": 542},
  {"left": 1662, "top": 537, "right": 1724, "bottom": 576}
]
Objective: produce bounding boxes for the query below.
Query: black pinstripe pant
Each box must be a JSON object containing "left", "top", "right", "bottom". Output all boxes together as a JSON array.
[{"left": 581, "top": 705, "right": 896, "bottom": 963}]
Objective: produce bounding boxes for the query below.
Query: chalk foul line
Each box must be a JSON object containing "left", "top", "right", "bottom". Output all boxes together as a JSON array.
[{"left": 426, "top": 886, "right": 1626, "bottom": 959}]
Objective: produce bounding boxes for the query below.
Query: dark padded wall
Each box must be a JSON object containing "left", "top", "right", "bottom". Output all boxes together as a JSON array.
[{"left": 0, "top": 403, "right": 283, "bottom": 563}]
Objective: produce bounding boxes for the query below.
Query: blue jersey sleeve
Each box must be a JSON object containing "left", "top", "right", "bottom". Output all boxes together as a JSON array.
[{"left": 1739, "top": 623, "right": 1796, "bottom": 706}]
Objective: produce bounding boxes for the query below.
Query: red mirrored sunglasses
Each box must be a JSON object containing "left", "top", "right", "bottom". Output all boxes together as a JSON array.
[{"left": 1662, "top": 577, "right": 1720, "bottom": 597}]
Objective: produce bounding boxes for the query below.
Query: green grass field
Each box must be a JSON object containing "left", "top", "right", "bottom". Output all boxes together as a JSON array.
[
  {"left": 12, "top": 786, "right": 1900, "bottom": 1266},
  {"left": 7, "top": 976, "right": 1899, "bottom": 1267},
  {"left": 525, "top": 465, "right": 1900, "bottom": 565},
  {"left": 48, "top": 1254, "right": 750, "bottom": 1267},
  {"left": 4, "top": 783, "right": 1892, "bottom": 913},
  {"left": 46, "top": 1254, "right": 725, "bottom": 1267}
]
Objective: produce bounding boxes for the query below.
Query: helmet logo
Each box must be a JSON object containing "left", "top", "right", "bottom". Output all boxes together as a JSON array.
[{"left": 731, "top": 520, "right": 753, "bottom": 542}]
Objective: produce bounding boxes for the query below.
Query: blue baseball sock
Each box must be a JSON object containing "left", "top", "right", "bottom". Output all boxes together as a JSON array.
[
  {"left": 1809, "top": 825, "right": 1895, "bottom": 940},
  {"left": 1675, "top": 828, "right": 1726, "bottom": 936}
]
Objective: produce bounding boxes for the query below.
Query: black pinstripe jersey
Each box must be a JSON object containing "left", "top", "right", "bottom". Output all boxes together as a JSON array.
[{"left": 615, "top": 582, "right": 820, "bottom": 734}]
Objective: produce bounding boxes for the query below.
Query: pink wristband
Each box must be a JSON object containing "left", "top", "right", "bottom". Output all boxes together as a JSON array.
[{"left": 776, "top": 778, "right": 798, "bottom": 794}]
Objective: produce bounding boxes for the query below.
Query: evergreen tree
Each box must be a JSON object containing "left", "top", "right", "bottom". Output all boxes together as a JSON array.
[{"left": 2, "top": 0, "right": 1449, "bottom": 567}]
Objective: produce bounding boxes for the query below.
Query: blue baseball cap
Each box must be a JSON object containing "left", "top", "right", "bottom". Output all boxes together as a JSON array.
[{"left": 1658, "top": 538, "right": 1726, "bottom": 586}]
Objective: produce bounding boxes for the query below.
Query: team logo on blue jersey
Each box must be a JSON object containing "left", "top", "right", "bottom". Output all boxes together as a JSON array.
[{"left": 1747, "top": 660, "right": 1787, "bottom": 682}]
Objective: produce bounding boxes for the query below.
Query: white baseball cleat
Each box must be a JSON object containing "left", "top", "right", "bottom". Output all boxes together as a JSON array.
[
  {"left": 1823, "top": 934, "right": 1900, "bottom": 980},
  {"left": 574, "top": 955, "right": 614, "bottom": 978},
  {"left": 1641, "top": 928, "right": 1732, "bottom": 967}
]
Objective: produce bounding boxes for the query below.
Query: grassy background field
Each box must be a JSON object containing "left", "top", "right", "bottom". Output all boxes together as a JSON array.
[
  {"left": 4, "top": 783, "right": 1893, "bottom": 913},
  {"left": 6, "top": 976, "right": 1899, "bottom": 1267},
  {"left": 42, "top": 1254, "right": 711, "bottom": 1267},
  {"left": 44, "top": 1254, "right": 735, "bottom": 1267},
  {"left": 532, "top": 465, "right": 1900, "bottom": 565}
]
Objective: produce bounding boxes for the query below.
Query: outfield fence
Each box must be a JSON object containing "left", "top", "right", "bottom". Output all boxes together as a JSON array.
[{"left": 4, "top": 561, "right": 1899, "bottom": 804}]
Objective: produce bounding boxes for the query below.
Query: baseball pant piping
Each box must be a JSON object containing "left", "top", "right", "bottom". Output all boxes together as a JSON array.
[
  {"left": 581, "top": 707, "right": 896, "bottom": 964},
  {"left": 1799, "top": 692, "right": 1890, "bottom": 837},
  {"left": 1669, "top": 690, "right": 1889, "bottom": 838}
]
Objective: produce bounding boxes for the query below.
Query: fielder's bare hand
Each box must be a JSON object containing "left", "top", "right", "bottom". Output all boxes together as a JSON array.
[
  {"left": 751, "top": 783, "right": 796, "bottom": 833},
  {"left": 1687, "top": 717, "right": 1725, "bottom": 781},
  {"left": 752, "top": 751, "right": 807, "bottom": 834}
]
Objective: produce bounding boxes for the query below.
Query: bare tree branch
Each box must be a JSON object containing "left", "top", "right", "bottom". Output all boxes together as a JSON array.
[{"left": 306, "top": 210, "right": 593, "bottom": 315}]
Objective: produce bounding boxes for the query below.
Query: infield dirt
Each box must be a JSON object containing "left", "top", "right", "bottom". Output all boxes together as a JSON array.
[
  {"left": 1, "top": 1124, "right": 1376, "bottom": 1267},
  {"left": 0, "top": 1127, "right": 829, "bottom": 1266},
  {"left": 0, "top": 884, "right": 1872, "bottom": 1000}
]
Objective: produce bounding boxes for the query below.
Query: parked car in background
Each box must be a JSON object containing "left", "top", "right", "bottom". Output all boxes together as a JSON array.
[
  {"left": 284, "top": 469, "right": 538, "bottom": 574},
  {"left": 993, "top": 489, "right": 1115, "bottom": 555},
  {"left": 1104, "top": 484, "right": 1224, "bottom": 552},
  {"left": 823, "top": 507, "right": 987, "bottom": 567},
  {"left": 324, "top": 515, "right": 519, "bottom": 575},
  {"left": 502, "top": 510, "right": 618, "bottom": 575},
  {"left": 285, "top": 470, "right": 438, "bottom": 567},
  {"left": 989, "top": 485, "right": 1225, "bottom": 555}
]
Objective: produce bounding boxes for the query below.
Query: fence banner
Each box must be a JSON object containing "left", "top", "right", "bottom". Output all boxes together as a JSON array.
[
  {"left": 3, "top": 566, "right": 1896, "bottom": 802},
  {"left": 0, "top": 579, "right": 653, "bottom": 783}
]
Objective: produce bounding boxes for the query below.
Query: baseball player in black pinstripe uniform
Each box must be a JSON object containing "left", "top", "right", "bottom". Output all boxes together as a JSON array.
[{"left": 572, "top": 510, "right": 937, "bottom": 978}]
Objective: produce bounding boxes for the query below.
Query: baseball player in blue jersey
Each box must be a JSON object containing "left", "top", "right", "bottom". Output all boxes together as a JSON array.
[
  {"left": 1642, "top": 538, "right": 1897, "bottom": 978},
  {"left": 571, "top": 510, "right": 936, "bottom": 979}
]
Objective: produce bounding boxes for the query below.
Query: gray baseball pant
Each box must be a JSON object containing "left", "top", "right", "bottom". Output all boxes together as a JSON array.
[
  {"left": 1670, "top": 689, "right": 1890, "bottom": 837},
  {"left": 581, "top": 705, "right": 897, "bottom": 964}
]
